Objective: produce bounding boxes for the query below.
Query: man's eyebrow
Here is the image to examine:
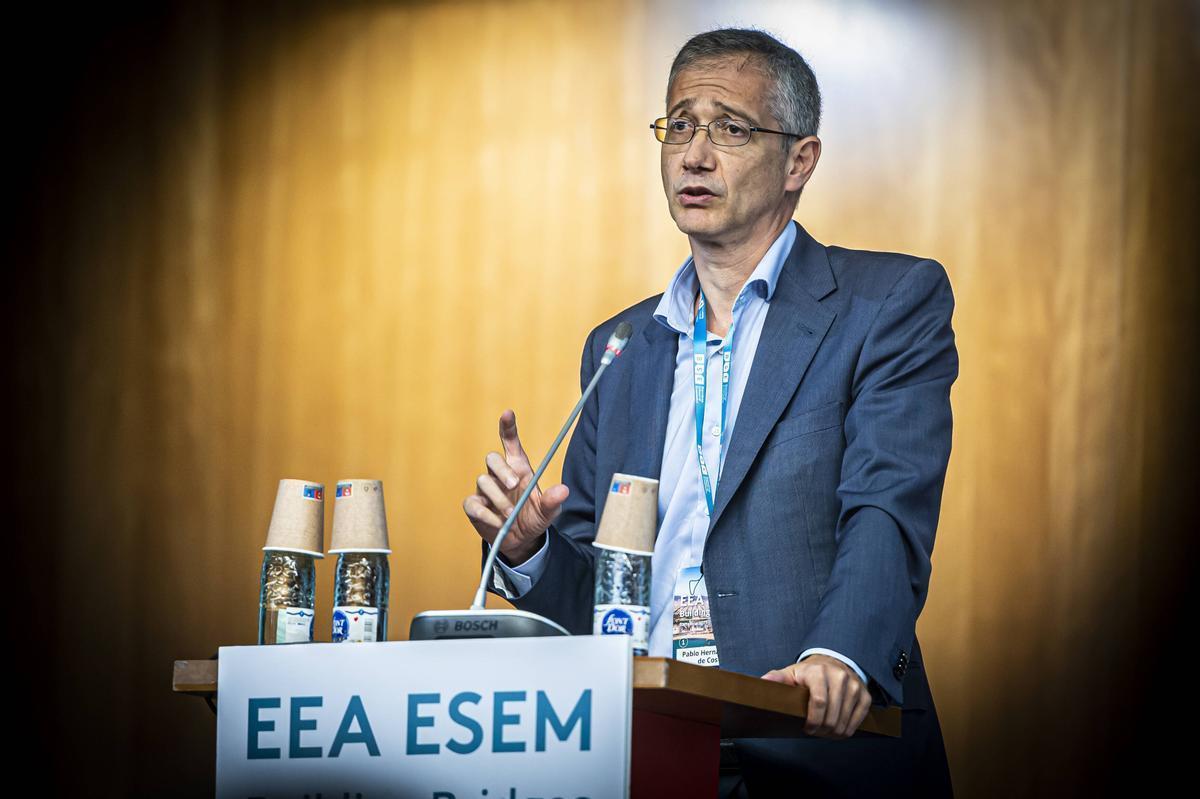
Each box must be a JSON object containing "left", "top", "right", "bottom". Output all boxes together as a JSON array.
[
  {"left": 666, "top": 98, "right": 758, "bottom": 124},
  {"left": 667, "top": 98, "right": 693, "bottom": 117},
  {"left": 714, "top": 100, "right": 757, "bottom": 124}
]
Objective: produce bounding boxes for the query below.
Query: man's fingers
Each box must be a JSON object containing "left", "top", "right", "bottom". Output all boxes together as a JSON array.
[
  {"left": 759, "top": 661, "right": 865, "bottom": 739},
  {"left": 821, "top": 670, "right": 845, "bottom": 738},
  {"left": 462, "top": 495, "right": 503, "bottom": 538},
  {"left": 513, "top": 484, "right": 568, "bottom": 536},
  {"left": 761, "top": 669, "right": 795, "bottom": 685},
  {"left": 498, "top": 410, "right": 531, "bottom": 468},
  {"left": 539, "top": 484, "right": 570, "bottom": 516},
  {"left": 835, "top": 672, "right": 866, "bottom": 738},
  {"left": 476, "top": 474, "right": 514, "bottom": 519},
  {"left": 486, "top": 451, "right": 520, "bottom": 491},
  {"left": 844, "top": 688, "right": 872, "bottom": 738},
  {"left": 803, "top": 670, "right": 828, "bottom": 736}
]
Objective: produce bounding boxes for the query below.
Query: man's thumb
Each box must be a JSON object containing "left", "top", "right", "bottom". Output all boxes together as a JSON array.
[{"left": 540, "top": 484, "right": 570, "bottom": 517}]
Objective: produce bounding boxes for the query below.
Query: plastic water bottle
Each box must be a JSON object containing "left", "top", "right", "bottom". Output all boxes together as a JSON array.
[
  {"left": 593, "top": 545, "right": 651, "bottom": 655},
  {"left": 258, "top": 550, "right": 316, "bottom": 644},
  {"left": 332, "top": 552, "right": 390, "bottom": 642}
]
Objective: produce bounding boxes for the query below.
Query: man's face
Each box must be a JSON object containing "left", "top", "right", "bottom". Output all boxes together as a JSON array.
[{"left": 661, "top": 57, "right": 793, "bottom": 245}]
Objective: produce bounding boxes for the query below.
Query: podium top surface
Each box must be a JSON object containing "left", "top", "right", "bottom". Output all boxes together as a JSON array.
[
  {"left": 173, "top": 650, "right": 900, "bottom": 738},
  {"left": 631, "top": 657, "right": 899, "bottom": 738}
]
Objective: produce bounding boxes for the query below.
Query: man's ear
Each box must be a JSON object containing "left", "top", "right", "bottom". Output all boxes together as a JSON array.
[{"left": 785, "top": 135, "right": 821, "bottom": 193}]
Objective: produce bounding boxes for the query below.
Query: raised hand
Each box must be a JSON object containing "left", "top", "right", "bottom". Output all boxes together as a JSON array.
[{"left": 462, "top": 409, "right": 570, "bottom": 565}]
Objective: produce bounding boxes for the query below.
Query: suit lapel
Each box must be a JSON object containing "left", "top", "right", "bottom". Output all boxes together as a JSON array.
[
  {"left": 708, "top": 224, "right": 838, "bottom": 534},
  {"left": 624, "top": 317, "right": 678, "bottom": 487}
]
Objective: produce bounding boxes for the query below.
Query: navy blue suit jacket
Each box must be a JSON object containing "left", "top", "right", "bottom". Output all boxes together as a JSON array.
[{"left": 490, "top": 221, "right": 956, "bottom": 712}]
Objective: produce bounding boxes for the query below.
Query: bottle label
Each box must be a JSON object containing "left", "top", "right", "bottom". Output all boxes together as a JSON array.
[
  {"left": 332, "top": 606, "right": 381, "bottom": 643},
  {"left": 275, "top": 607, "right": 314, "bottom": 644},
  {"left": 593, "top": 604, "right": 650, "bottom": 653}
]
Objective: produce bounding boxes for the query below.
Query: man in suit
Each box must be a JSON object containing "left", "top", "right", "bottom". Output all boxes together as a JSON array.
[{"left": 463, "top": 28, "right": 956, "bottom": 797}]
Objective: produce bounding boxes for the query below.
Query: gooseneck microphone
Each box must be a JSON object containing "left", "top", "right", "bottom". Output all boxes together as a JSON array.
[
  {"left": 409, "top": 322, "right": 633, "bottom": 642},
  {"left": 471, "top": 321, "right": 633, "bottom": 610}
]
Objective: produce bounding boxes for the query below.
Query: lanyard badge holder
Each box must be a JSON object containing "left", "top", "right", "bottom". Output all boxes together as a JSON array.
[
  {"left": 672, "top": 564, "right": 719, "bottom": 666},
  {"left": 672, "top": 291, "right": 744, "bottom": 668}
]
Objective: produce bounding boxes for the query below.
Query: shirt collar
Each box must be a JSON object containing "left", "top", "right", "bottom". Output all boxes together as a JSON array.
[{"left": 652, "top": 220, "right": 797, "bottom": 336}]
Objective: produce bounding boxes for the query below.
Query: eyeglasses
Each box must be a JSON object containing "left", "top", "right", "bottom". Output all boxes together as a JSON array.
[{"left": 650, "top": 116, "right": 801, "bottom": 147}]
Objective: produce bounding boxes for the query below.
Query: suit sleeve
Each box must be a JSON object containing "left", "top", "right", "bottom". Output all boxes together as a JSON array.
[
  {"left": 796, "top": 259, "right": 958, "bottom": 706},
  {"left": 480, "top": 325, "right": 605, "bottom": 634}
]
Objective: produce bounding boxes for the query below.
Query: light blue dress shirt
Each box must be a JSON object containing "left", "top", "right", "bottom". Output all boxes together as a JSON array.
[{"left": 491, "top": 222, "right": 866, "bottom": 685}]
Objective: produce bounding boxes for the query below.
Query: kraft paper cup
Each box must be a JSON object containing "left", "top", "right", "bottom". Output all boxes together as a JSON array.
[
  {"left": 329, "top": 479, "right": 391, "bottom": 553},
  {"left": 263, "top": 478, "right": 326, "bottom": 558},
  {"left": 594, "top": 473, "right": 658, "bottom": 555}
]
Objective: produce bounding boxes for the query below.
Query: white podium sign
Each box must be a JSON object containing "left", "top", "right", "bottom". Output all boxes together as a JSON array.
[{"left": 216, "top": 636, "right": 632, "bottom": 799}]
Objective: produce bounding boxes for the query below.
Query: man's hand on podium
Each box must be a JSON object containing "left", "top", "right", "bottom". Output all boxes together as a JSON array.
[
  {"left": 761, "top": 654, "right": 872, "bottom": 739},
  {"left": 463, "top": 409, "right": 570, "bottom": 567}
]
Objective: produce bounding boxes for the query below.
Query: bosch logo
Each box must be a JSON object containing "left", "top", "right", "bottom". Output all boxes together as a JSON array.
[
  {"left": 434, "top": 619, "right": 449, "bottom": 634},
  {"left": 453, "top": 619, "right": 499, "bottom": 632}
]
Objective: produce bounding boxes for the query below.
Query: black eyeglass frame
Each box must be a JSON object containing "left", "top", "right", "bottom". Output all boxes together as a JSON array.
[{"left": 650, "top": 116, "right": 802, "bottom": 146}]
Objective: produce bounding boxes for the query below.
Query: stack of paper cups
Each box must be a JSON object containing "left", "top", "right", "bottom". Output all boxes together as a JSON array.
[
  {"left": 592, "top": 473, "right": 657, "bottom": 655},
  {"left": 329, "top": 479, "right": 391, "bottom": 643},
  {"left": 258, "top": 479, "right": 324, "bottom": 645}
]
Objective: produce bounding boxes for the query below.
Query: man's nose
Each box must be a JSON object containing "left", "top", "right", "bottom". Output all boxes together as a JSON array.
[{"left": 681, "top": 127, "right": 717, "bottom": 170}]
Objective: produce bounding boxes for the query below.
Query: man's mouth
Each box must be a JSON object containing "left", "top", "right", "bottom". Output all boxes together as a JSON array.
[{"left": 677, "top": 186, "right": 718, "bottom": 206}]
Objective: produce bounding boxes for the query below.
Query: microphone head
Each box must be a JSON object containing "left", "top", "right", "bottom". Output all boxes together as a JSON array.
[{"left": 602, "top": 322, "right": 634, "bottom": 365}]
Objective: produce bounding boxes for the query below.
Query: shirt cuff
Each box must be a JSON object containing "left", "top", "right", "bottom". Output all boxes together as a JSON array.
[
  {"left": 489, "top": 534, "right": 550, "bottom": 599},
  {"left": 798, "top": 648, "right": 869, "bottom": 687}
]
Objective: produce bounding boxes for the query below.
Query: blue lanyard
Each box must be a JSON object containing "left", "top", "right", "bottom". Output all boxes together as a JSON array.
[{"left": 693, "top": 291, "right": 741, "bottom": 516}]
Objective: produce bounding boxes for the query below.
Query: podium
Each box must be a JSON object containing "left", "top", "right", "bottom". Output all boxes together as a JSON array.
[{"left": 175, "top": 645, "right": 899, "bottom": 797}]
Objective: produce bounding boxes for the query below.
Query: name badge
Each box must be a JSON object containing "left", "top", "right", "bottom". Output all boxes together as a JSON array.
[{"left": 672, "top": 565, "right": 719, "bottom": 667}]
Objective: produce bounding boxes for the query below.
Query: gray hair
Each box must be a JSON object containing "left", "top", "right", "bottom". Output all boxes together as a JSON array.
[{"left": 667, "top": 28, "right": 821, "bottom": 140}]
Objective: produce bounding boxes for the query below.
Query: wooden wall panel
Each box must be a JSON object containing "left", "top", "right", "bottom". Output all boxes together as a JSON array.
[{"left": 12, "top": 1, "right": 1197, "bottom": 795}]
